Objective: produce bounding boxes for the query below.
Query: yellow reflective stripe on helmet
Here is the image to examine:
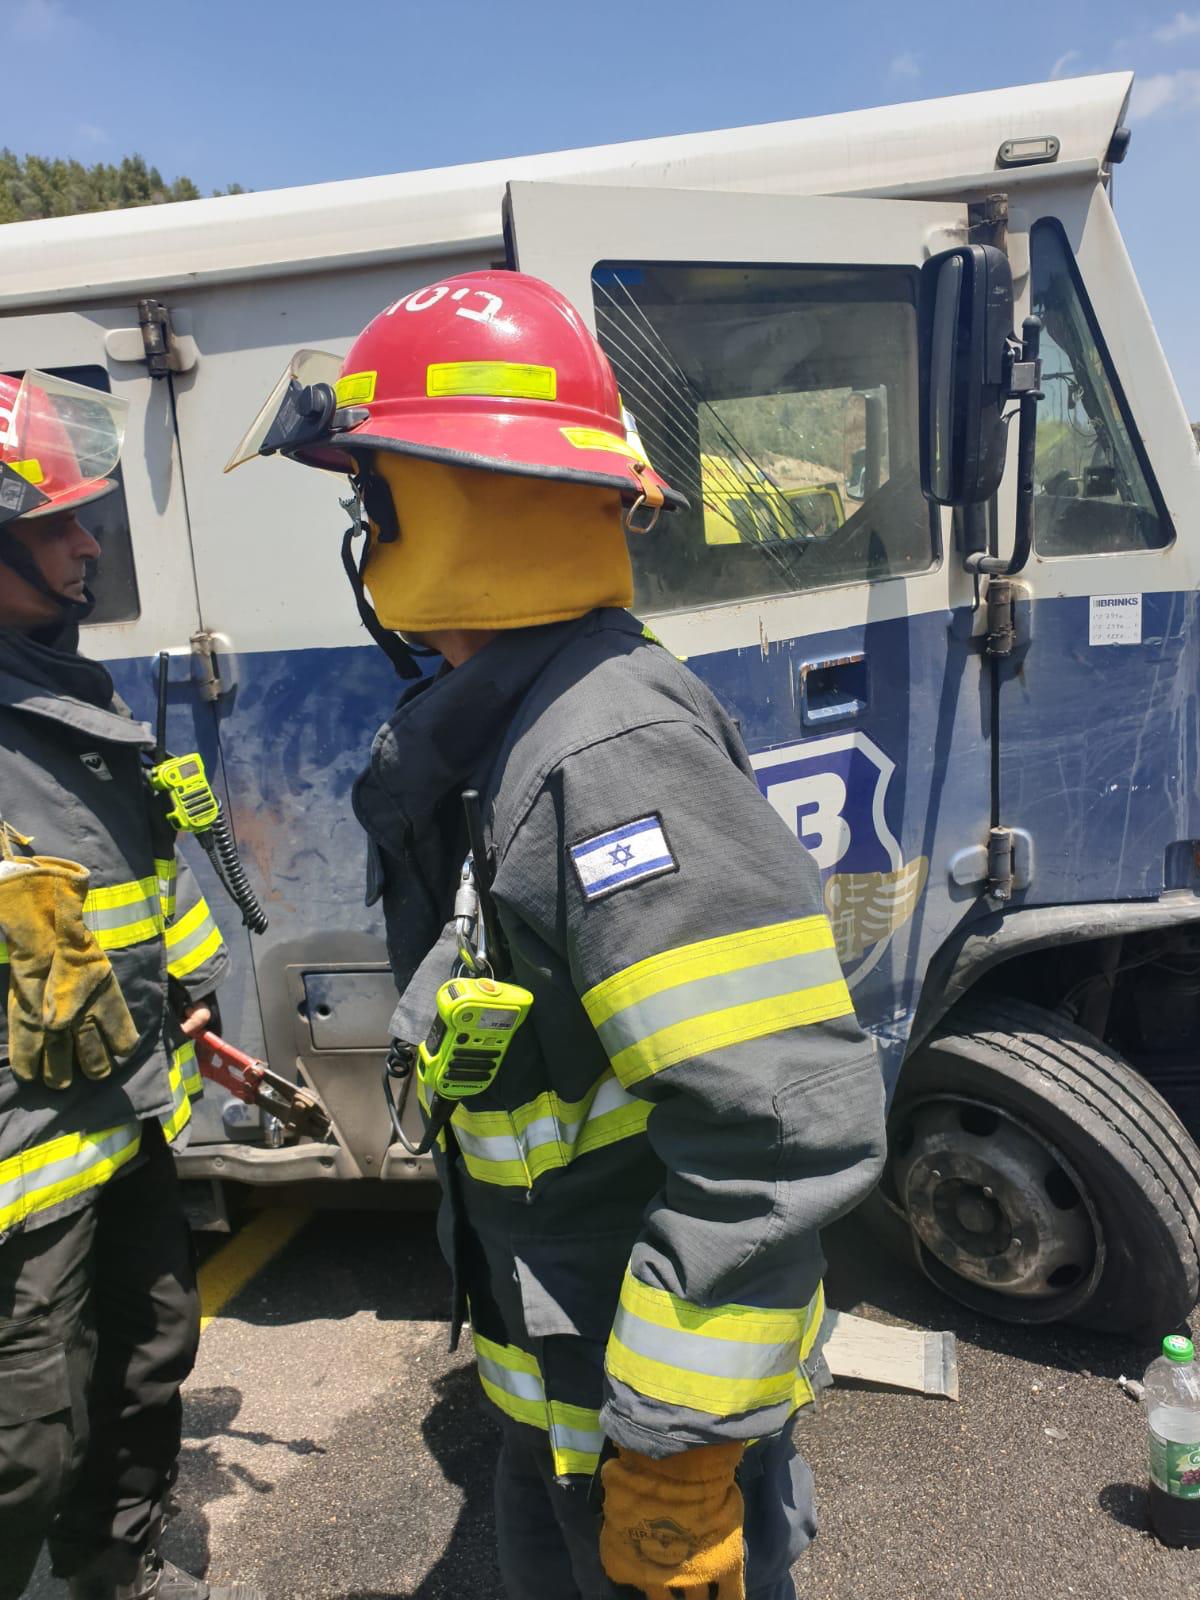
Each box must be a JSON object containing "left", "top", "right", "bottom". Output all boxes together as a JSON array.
[
  {"left": 606, "top": 1269, "right": 825, "bottom": 1418},
  {"left": 83, "top": 876, "right": 163, "bottom": 952},
  {"left": 160, "top": 1048, "right": 194, "bottom": 1143},
  {"left": 9, "top": 458, "right": 45, "bottom": 485},
  {"left": 335, "top": 370, "right": 377, "bottom": 406},
  {"left": 448, "top": 1070, "right": 650, "bottom": 1189},
  {"left": 581, "top": 916, "right": 852, "bottom": 1089},
  {"left": 0, "top": 1120, "right": 142, "bottom": 1233},
  {"left": 164, "top": 897, "right": 222, "bottom": 980},
  {"left": 155, "top": 857, "right": 177, "bottom": 924},
  {"left": 473, "top": 1332, "right": 603, "bottom": 1478},
  {"left": 426, "top": 361, "right": 557, "bottom": 401},
  {"left": 560, "top": 426, "right": 645, "bottom": 459}
]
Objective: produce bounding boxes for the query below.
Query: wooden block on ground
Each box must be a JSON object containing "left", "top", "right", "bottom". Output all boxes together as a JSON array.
[{"left": 822, "top": 1310, "right": 959, "bottom": 1400}]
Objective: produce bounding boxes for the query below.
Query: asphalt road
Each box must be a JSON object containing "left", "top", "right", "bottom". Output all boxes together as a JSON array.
[{"left": 24, "top": 1201, "right": 1200, "bottom": 1600}]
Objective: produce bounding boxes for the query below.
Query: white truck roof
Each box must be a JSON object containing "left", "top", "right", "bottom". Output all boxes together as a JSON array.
[{"left": 0, "top": 71, "right": 1132, "bottom": 308}]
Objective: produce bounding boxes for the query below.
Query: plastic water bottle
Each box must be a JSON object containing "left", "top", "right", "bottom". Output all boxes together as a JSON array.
[{"left": 1145, "top": 1334, "right": 1200, "bottom": 1547}]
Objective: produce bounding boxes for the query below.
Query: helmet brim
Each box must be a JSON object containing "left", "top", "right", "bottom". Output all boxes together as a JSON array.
[
  {"left": 16, "top": 477, "right": 118, "bottom": 521},
  {"left": 303, "top": 412, "right": 688, "bottom": 512}
]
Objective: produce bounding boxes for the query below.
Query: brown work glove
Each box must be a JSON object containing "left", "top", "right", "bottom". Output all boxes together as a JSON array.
[
  {"left": 0, "top": 855, "right": 139, "bottom": 1090},
  {"left": 599, "top": 1440, "right": 746, "bottom": 1600}
]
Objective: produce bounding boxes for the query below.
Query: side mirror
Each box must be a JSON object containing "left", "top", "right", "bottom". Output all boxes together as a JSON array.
[{"left": 919, "top": 244, "right": 1013, "bottom": 506}]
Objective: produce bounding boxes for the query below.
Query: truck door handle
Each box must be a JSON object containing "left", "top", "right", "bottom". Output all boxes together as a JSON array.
[{"left": 799, "top": 653, "right": 869, "bottom": 728}]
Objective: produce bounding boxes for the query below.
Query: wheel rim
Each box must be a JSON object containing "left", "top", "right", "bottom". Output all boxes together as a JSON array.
[{"left": 889, "top": 1094, "right": 1105, "bottom": 1321}]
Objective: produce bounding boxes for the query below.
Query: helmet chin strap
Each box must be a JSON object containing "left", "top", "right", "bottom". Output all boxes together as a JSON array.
[
  {"left": 0, "top": 526, "right": 92, "bottom": 624},
  {"left": 339, "top": 510, "right": 423, "bottom": 680}
]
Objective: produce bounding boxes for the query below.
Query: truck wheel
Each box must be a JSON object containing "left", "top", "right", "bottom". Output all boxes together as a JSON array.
[{"left": 875, "top": 998, "right": 1200, "bottom": 1334}]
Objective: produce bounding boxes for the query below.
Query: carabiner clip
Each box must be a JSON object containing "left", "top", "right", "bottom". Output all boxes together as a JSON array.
[{"left": 454, "top": 853, "right": 491, "bottom": 977}]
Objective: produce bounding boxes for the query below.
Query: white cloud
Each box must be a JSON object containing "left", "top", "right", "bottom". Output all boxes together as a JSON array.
[
  {"left": 1131, "top": 68, "right": 1200, "bottom": 116},
  {"left": 12, "top": 0, "right": 78, "bottom": 40},
  {"left": 1154, "top": 11, "right": 1200, "bottom": 43},
  {"left": 888, "top": 51, "right": 920, "bottom": 81},
  {"left": 1050, "top": 49, "right": 1081, "bottom": 79},
  {"left": 78, "top": 123, "right": 110, "bottom": 146}
]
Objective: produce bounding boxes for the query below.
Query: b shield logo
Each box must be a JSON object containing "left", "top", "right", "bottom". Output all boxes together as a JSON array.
[
  {"left": 751, "top": 732, "right": 927, "bottom": 983},
  {"left": 79, "top": 752, "right": 113, "bottom": 781}
]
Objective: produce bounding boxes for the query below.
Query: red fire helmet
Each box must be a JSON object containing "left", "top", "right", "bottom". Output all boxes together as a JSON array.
[
  {"left": 227, "top": 271, "right": 683, "bottom": 518},
  {"left": 0, "top": 370, "right": 127, "bottom": 524}
]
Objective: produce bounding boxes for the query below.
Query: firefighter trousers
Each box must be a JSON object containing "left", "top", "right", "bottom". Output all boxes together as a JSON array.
[
  {"left": 494, "top": 1417, "right": 816, "bottom": 1600},
  {"left": 0, "top": 1121, "right": 199, "bottom": 1600}
]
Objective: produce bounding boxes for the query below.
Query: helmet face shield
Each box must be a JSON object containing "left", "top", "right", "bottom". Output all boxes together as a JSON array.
[
  {"left": 224, "top": 349, "right": 346, "bottom": 472},
  {"left": 0, "top": 369, "right": 128, "bottom": 526}
]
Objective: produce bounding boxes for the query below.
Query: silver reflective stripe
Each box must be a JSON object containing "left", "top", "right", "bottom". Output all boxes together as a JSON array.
[
  {"left": 454, "top": 1072, "right": 644, "bottom": 1173},
  {"left": 84, "top": 894, "right": 158, "bottom": 935},
  {"left": 453, "top": 1126, "right": 524, "bottom": 1165},
  {"left": 165, "top": 910, "right": 218, "bottom": 965},
  {"left": 586, "top": 1073, "right": 637, "bottom": 1123},
  {"left": 609, "top": 1304, "right": 799, "bottom": 1381},
  {"left": 550, "top": 1418, "right": 605, "bottom": 1456},
  {"left": 595, "top": 945, "right": 847, "bottom": 1059},
  {"left": 475, "top": 1353, "right": 546, "bottom": 1404},
  {"left": 0, "top": 1123, "right": 139, "bottom": 1224}
]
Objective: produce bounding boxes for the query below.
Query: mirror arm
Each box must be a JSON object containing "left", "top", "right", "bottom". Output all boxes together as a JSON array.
[{"left": 964, "top": 316, "right": 1044, "bottom": 577}]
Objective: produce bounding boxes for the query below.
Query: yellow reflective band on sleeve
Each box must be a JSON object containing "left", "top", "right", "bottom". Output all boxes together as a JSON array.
[
  {"left": 178, "top": 1039, "right": 203, "bottom": 1099},
  {"left": 426, "top": 361, "right": 557, "bottom": 401},
  {"left": 473, "top": 1331, "right": 604, "bottom": 1478},
  {"left": 0, "top": 1120, "right": 142, "bottom": 1233},
  {"left": 335, "top": 370, "right": 377, "bottom": 406},
  {"left": 448, "top": 1069, "right": 650, "bottom": 1189},
  {"left": 606, "top": 1269, "right": 826, "bottom": 1420},
  {"left": 164, "top": 897, "right": 223, "bottom": 980},
  {"left": 0, "top": 878, "right": 166, "bottom": 961},
  {"left": 155, "top": 858, "right": 178, "bottom": 925},
  {"left": 83, "top": 876, "right": 163, "bottom": 952},
  {"left": 581, "top": 915, "right": 853, "bottom": 1089},
  {"left": 160, "top": 1047, "right": 194, "bottom": 1143},
  {"left": 9, "top": 458, "right": 45, "bottom": 485}
]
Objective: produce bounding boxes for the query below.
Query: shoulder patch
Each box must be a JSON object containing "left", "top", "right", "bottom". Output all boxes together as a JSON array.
[{"left": 569, "top": 814, "right": 677, "bottom": 902}]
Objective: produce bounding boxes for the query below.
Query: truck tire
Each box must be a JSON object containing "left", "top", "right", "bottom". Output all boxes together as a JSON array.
[{"left": 872, "top": 998, "right": 1200, "bottom": 1334}]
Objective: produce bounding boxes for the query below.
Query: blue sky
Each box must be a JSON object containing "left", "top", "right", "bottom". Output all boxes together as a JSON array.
[{"left": 8, "top": 0, "right": 1200, "bottom": 412}]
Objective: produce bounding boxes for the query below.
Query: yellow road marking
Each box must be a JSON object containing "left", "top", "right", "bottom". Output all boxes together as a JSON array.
[{"left": 198, "top": 1206, "right": 312, "bottom": 1332}]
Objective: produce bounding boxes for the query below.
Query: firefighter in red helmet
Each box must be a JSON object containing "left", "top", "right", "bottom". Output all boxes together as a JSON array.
[
  {"left": 232, "top": 271, "right": 884, "bottom": 1599},
  {"left": 0, "top": 372, "right": 256, "bottom": 1600}
]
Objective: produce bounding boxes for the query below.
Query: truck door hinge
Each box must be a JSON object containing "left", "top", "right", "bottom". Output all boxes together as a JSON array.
[
  {"left": 984, "top": 576, "right": 1032, "bottom": 658},
  {"left": 138, "top": 300, "right": 176, "bottom": 378},
  {"left": 987, "top": 826, "right": 1016, "bottom": 902},
  {"left": 104, "top": 302, "right": 199, "bottom": 375},
  {"left": 949, "top": 826, "right": 1034, "bottom": 904},
  {"left": 190, "top": 630, "right": 237, "bottom": 703}
]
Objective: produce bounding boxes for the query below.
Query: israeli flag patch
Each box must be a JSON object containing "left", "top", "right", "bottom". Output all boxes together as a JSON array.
[{"left": 569, "top": 814, "right": 677, "bottom": 902}]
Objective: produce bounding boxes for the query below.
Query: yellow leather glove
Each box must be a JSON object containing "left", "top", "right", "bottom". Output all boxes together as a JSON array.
[
  {"left": 0, "top": 856, "right": 139, "bottom": 1090},
  {"left": 599, "top": 1440, "right": 746, "bottom": 1600}
]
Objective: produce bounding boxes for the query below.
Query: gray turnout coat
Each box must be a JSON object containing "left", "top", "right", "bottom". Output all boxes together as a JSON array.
[
  {"left": 355, "top": 608, "right": 886, "bottom": 1473},
  {"left": 0, "top": 629, "right": 229, "bottom": 1242}
]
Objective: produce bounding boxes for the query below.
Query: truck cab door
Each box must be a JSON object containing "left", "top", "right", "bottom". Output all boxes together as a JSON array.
[{"left": 505, "top": 181, "right": 988, "bottom": 1081}]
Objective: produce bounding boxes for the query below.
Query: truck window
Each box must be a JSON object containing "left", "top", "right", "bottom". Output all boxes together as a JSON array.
[
  {"left": 1031, "top": 221, "right": 1171, "bottom": 558},
  {"left": 4, "top": 365, "right": 141, "bottom": 625},
  {"left": 591, "top": 263, "right": 935, "bottom": 615}
]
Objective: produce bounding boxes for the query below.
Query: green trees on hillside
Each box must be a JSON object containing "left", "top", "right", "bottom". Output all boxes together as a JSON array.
[{"left": 0, "top": 150, "right": 243, "bottom": 222}]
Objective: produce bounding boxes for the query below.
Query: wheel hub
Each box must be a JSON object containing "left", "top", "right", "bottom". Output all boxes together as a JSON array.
[{"left": 891, "top": 1098, "right": 1097, "bottom": 1300}]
